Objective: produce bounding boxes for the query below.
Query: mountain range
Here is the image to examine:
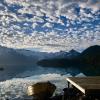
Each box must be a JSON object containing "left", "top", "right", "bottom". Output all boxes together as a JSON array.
[
  {"left": 0, "top": 45, "right": 80, "bottom": 71},
  {"left": 37, "top": 45, "right": 100, "bottom": 76},
  {"left": 0, "top": 45, "right": 100, "bottom": 76}
]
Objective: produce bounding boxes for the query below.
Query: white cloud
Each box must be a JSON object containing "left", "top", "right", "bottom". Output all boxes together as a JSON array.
[
  {"left": 0, "top": 0, "right": 99, "bottom": 52},
  {"left": 32, "top": 16, "right": 44, "bottom": 23},
  {"left": 42, "top": 22, "right": 53, "bottom": 28},
  {"left": 5, "top": 0, "right": 100, "bottom": 21},
  {"left": 32, "top": 23, "right": 38, "bottom": 29}
]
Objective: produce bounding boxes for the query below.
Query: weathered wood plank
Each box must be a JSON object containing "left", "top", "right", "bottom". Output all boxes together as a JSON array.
[
  {"left": 66, "top": 76, "right": 100, "bottom": 95},
  {"left": 66, "top": 77, "right": 85, "bottom": 94}
]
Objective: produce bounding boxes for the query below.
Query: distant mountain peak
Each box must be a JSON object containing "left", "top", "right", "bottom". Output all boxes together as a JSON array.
[{"left": 69, "top": 49, "right": 79, "bottom": 53}]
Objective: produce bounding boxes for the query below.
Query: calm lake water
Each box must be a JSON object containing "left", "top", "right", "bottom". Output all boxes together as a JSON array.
[{"left": 0, "top": 65, "right": 85, "bottom": 100}]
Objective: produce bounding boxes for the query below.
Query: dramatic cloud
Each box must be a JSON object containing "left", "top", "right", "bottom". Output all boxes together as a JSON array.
[{"left": 0, "top": 0, "right": 99, "bottom": 52}]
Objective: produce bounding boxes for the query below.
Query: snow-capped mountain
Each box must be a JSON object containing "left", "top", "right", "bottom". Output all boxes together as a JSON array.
[{"left": 16, "top": 48, "right": 80, "bottom": 60}]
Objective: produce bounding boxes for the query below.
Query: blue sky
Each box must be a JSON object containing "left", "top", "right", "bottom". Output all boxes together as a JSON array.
[{"left": 0, "top": 0, "right": 100, "bottom": 52}]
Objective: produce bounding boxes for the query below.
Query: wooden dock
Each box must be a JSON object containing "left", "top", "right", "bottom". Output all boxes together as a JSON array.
[
  {"left": 27, "top": 77, "right": 100, "bottom": 100},
  {"left": 66, "top": 76, "right": 100, "bottom": 99}
]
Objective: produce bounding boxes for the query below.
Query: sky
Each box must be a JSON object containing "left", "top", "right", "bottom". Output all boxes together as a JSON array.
[{"left": 0, "top": 0, "right": 100, "bottom": 52}]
